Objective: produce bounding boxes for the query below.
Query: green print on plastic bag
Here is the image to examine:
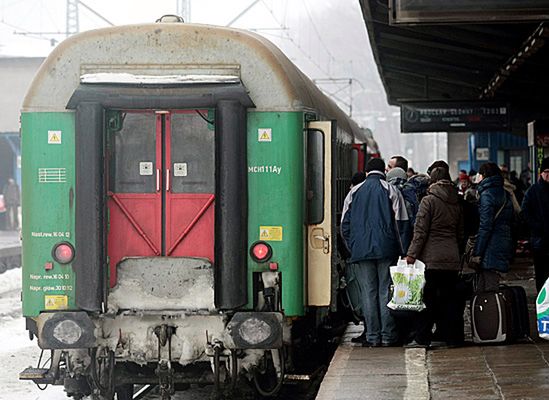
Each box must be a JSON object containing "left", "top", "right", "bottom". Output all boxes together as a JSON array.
[
  {"left": 388, "top": 261, "right": 426, "bottom": 312},
  {"left": 391, "top": 272, "right": 423, "bottom": 305}
]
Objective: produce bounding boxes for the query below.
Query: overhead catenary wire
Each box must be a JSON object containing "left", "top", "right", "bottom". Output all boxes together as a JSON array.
[
  {"left": 4, "top": 0, "right": 114, "bottom": 45},
  {"left": 259, "top": 0, "right": 331, "bottom": 77},
  {"left": 302, "top": 0, "right": 336, "bottom": 67}
]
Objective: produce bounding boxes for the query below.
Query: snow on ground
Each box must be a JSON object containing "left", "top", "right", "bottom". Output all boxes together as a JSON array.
[
  {"left": 0, "top": 268, "right": 214, "bottom": 399},
  {"left": 0, "top": 268, "right": 67, "bottom": 400}
]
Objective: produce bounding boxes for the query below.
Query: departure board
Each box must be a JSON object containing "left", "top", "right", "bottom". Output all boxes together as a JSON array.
[
  {"left": 391, "top": 0, "right": 549, "bottom": 24},
  {"left": 401, "top": 102, "right": 510, "bottom": 133}
]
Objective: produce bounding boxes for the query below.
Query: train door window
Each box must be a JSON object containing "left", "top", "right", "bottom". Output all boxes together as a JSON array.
[
  {"left": 307, "top": 129, "right": 324, "bottom": 224},
  {"left": 170, "top": 111, "right": 215, "bottom": 193},
  {"left": 351, "top": 147, "right": 359, "bottom": 173},
  {"left": 108, "top": 112, "right": 156, "bottom": 193}
]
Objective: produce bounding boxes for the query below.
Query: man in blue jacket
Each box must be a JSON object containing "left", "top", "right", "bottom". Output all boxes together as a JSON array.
[
  {"left": 341, "top": 158, "right": 408, "bottom": 347},
  {"left": 522, "top": 157, "right": 549, "bottom": 292}
]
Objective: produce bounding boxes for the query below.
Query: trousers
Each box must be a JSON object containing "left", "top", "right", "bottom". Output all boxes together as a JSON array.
[
  {"left": 354, "top": 258, "right": 397, "bottom": 344},
  {"left": 414, "top": 269, "right": 464, "bottom": 345},
  {"left": 534, "top": 247, "right": 549, "bottom": 293}
]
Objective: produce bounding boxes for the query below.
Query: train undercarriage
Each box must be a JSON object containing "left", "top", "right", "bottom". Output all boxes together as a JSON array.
[{"left": 21, "top": 267, "right": 297, "bottom": 399}]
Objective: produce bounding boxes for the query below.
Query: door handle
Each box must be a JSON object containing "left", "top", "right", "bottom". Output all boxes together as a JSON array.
[
  {"left": 313, "top": 235, "right": 330, "bottom": 254},
  {"left": 156, "top": 169, "right": 160, "bottom": 192},
  {"left": 166, "top": 169, "right": 170, "bottom": 192}
]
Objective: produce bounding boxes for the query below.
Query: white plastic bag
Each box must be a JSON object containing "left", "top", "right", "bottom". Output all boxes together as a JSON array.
[
  {"left": 387, "top": 259, "right": 426, "bottom": 312},
  {"left": 536, "top": 277, "right": 549, "bottom": 340}
]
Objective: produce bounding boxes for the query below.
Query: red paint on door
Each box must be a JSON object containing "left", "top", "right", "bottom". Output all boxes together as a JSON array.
[{"left": 107, "top": 110, "right": 215, "bottom": 287}]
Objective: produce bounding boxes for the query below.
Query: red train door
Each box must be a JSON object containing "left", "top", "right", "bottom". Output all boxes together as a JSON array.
[
  {"left": 165, "top": 111, "right": 215, "bottom": 258},
  {"left": 107, "top": 110, "right": 215, "bottom": 286}
]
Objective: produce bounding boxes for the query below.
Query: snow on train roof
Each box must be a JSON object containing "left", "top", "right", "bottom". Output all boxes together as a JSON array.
[
  {"left": 23, "top": 22, "right": 368, "bottom": 143},
  {"left": 80, "top": 73, "right": 241, "bottom": 85}
]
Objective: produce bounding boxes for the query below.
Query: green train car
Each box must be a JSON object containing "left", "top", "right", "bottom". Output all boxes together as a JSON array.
[{"left": 19, "top": 16, "right": 379, "bottom": 399}]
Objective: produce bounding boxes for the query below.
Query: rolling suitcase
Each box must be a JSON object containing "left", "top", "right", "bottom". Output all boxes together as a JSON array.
[
  {"left": 499, "top": 285, "right": 530, "bottom": 341},
  {"left": 471, "top": 291, "right": 513, "bottom": 344}
]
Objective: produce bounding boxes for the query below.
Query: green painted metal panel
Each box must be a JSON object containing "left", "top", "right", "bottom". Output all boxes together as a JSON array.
[
  {"left": 21, "top": 112, "right": 76, "bottom": 317},
  {"left": 247, "top": 112, "right": 305, "bottom": 316}
]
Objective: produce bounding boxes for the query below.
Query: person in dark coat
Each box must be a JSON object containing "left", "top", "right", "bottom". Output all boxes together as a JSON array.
[
  {"left": 471, "top": 163, "right": 514, "bottom": 292},
  {"left": 521, "top": 157, "right": 549, "bottom": 292},
  {"left": 2, "top": 178, "right": 20, "bottom": 231},
  {"left": 341, "top": 158, "right": 409, "bottom": 347},
  {"left": 405, "top": 167, "right": 464, "bottom": 347},
  {"left": 387, "top": 167, "right": 413, "bottom": 253}
]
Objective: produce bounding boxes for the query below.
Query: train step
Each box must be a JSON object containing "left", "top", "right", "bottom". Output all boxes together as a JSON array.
[{"left": 19, "top": 367, "right": 49, "bottom": 382}]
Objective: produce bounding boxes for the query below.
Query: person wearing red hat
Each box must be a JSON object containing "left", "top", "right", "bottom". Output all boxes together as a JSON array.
[{"left": 457, "top": 171, "right": 471, "bottom": 195}]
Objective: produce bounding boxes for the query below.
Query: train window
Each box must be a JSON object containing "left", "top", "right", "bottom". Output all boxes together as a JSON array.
[
  {"left": 170, "top": 112, "right": 215, "bottom": 193},
  {"left": 351, "top": 148, "right": 359, "bottom": 173},
  {"left": 307, "top": 129, "right": 324, "bottom": 224},
  {"left": 108, "top": 112, "right": 156, "bottom": 193}
]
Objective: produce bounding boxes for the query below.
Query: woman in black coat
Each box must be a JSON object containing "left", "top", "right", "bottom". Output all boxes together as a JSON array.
[{"left": 472, "top": 163, "right": 514, "bottom": 292}]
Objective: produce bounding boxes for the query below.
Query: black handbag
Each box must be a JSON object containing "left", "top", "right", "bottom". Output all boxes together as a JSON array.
[{"left": 461, "top": 235, "right": 478, "bottom": 273}]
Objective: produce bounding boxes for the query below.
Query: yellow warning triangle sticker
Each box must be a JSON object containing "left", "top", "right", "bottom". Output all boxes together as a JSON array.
[
  {"left": 260, "top": 229, "right": 269, "bottom": 238},
  {"left": 50, "top": 133, "right": 59, "bottom": 142},
  {"left": 260, "top": 132, "right": 270, "bottom": 140}
]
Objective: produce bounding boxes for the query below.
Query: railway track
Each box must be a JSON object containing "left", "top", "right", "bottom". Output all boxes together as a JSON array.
[{"left": 0, "top": 245, "right": 20, "bottom": 273}]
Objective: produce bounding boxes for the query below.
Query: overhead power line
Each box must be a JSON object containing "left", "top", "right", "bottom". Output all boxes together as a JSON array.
[
  {"left": 79, "top": 1, "right": 114, "bottom": 27},
  {"left": 226, "top": 0, "right": 260, "bottom": 27},
  {"left": 259, "top": 0, "right": 331, "bottom": 77}
]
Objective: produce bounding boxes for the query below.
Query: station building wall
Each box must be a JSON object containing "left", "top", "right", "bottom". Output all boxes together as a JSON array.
[
  {"left": 0, "top": 57, "right": 44, "bottom": 188},
  {"left": 469, "top": 131, "right": 529, "bottom": 175}
]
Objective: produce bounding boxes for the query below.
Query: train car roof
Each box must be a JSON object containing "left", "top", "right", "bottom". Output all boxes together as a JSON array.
[{"left": 23, "top": 22, "right": 369, "bottom": 144}]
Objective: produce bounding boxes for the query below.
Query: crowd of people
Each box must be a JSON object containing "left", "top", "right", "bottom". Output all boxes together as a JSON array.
[{"left": 341, "top": 155, "right": 549, "bottom": 348}]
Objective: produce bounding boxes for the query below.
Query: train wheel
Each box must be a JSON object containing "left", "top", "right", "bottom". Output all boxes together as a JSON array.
[
  {"left": 114, "top": 384, "right": 134, "bottom": 400},
  {"left": 252, "top": 349, "right": 285, "bottom": 398}
]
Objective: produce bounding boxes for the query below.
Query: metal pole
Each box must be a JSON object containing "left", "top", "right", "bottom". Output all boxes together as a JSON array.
[{"left": 66, "top": 0, "right": 79, "bottom": 37}]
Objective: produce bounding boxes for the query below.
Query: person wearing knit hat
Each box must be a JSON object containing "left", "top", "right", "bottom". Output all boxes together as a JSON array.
[
  {"left": 521, "top": 156, "right": 549, "bottom": 292},
  {"left": 341, "top": 158, "right": 409, "bottom": 347},
  {"left": 427, "top": 160, "right": 450, "bottom": 176},
  {"left": 387, "top": 166, "right": 413, "bottom": 254},
  {"left": 386, "top": 166, "right": 407, "bottom": 182}
]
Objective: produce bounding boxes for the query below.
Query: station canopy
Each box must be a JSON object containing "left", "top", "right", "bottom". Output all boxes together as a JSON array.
[{"left": 359, "top": 0, "right": 549, "bottom": 134}]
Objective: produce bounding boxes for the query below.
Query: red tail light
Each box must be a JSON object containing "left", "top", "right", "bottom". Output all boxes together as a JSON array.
[
  {"left": 52, "top": 242, "right": 75, "bottom": 264},
  {"left": 250, "top": 241, "right": 272, "bottom": 263}
]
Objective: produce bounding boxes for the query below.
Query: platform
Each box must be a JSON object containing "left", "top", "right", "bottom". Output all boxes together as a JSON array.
[
  {"left": 316, "top": 259, "right": 549, "bottom": 400},
  {"left": 0, "top": 230, "right": 21, "bottom": 271}
]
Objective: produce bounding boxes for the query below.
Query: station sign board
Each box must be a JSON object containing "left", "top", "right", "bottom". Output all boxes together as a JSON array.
[
  {"left": 390, "top": 0, "right": 549, "bottom": 24},
  {"left": 401, "top": 102, "right": 510, "bottom": 133}
]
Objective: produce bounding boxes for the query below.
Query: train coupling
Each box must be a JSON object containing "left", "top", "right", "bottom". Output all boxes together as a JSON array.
[{"left": 154, "top": 324, "right": 176, "bottom": 400}]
